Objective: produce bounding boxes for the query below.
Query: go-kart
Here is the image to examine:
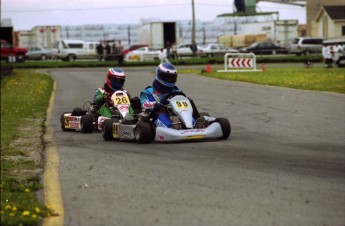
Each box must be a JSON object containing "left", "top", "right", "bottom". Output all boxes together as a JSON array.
[
  {"left": 102, "top": 91, "right": 231, "bottom": 143},
  {"left": 60, "top": 90, "right": 141, "bottom": 133}
]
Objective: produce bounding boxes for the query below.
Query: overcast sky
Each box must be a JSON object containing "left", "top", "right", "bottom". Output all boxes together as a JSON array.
[{"left": 2, "top": 0, "right": 306, "bottom": 30}]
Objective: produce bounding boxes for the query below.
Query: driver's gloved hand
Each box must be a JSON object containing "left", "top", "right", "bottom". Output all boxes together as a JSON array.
[{"left": 159, "top": 98, "right": 169, "bottom": 106}]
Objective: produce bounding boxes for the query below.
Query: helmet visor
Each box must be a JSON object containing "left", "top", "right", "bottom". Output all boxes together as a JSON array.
[
  {"left": 109, "top": 76, "right": 125, "bottom": 89},
  {"left": 158, "top": 71, "right": 177, "bottom": 84}
]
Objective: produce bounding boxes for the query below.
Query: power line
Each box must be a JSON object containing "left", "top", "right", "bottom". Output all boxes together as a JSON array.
[{"left": 3, "top": 3, "right": 233, "bottom": 13}]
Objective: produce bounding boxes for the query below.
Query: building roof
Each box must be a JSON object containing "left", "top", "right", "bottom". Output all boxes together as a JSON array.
[{"left": 323, "top": 5, "right": 345, "bottom": 20}]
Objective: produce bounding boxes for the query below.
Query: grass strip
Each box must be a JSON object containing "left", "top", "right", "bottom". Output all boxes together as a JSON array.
[
  {"left": 1, "top": 70, "right": 55, "bottom": 225},
  {"left": 196, "top": 67, "right": 345, "bottom": 94}
]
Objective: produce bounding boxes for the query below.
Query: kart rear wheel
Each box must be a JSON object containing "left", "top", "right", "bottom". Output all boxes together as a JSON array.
[
  {"left": 134, "top": 123, "right": 154, "bottom": 144},
  {"left": 102, "top": 119, "right": 117, "bottom": 141},
  {"left": 215, "top": 118, "right": 231, "bottom": 139},
  {"left": 72, "top": 107, "right": 86, "bottom": 116},
  {"left": 81, "top": 114, "right": 93, "bottom": 133}
]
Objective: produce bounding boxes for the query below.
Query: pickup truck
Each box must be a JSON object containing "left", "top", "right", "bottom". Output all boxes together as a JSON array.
[{"left": 0, "top": 39, "right": 28, "bottom": 62}]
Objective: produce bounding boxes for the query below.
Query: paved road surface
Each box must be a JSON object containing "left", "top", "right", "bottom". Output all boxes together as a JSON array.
[{"left": 48, "top": 67, "right": 345, "bottom": 226}]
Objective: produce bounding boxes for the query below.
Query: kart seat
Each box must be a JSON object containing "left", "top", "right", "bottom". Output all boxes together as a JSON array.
[{"left": 130, "top": 97, "right": 142, "bottom": 112}]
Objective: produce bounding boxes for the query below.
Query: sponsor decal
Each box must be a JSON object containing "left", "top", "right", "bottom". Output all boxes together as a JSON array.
[
  {"left": 183, "top": 135, "right": 205, "bottom": 139},
  {"left": 157, "top": 134, "right": 165, "bottom": 140},
  {"left": 69, "top": 122, "right": 80, "bottom": 129},
  {"left": 180, "top": 129, "right": 206, "bottom": 134},
  {"left": 98, "top": 116, "right": 108, "bottom": 130},
  {"left": 118, "top": 105, "right": 129, "bottom": 112},
  {"left": 120, "top": 131, "right": 132, "bottom": 139},
  {"left": 68, "top": 116, "right": 80, "bottom": 122},
  {"left": 113, "top": 123, "right": 118, "bottom": 139},
  {"left": 143, "top": 101, "right": 155, "bottom": 109}
]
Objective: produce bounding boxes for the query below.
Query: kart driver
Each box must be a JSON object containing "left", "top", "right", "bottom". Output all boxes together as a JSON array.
[
  {"left": 93, "top": 68, "right": 133, "bottom": 118},
  {"left": 140, "top": 62, "right": 202, "bottom": 127}
]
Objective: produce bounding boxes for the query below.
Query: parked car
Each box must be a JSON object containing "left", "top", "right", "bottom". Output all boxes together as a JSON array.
[
  {"left": 176, "top": 43, "right": 200, "bottom": 58},
  {"left": 122, "top": 44, "right": 148, "bottom": 55},
  {"left": 125, "top": 46, "right": 160, "bottom": 62},
  {"left": 53, "top": 40, "right": 99, "bottom": 61},
  {"left": 288, "top": 37, "right": 323, "bottom": 56},
  {"left": 239, "top": 41, "right": 288, "bottom": 55},
  {"left": 28, "top": 47, "right": 53, "bottom": 60},
  {"left": 0, "top": 39, "right": 28, "bottom": 62},
  {"left": 198, "top": 43, "right": 238, "bottom": 57}
]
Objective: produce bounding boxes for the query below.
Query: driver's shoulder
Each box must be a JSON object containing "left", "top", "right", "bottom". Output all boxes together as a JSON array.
[
  {"left": 142, "top": 86, "right": 154, "bottom": 95},
  {"left": 173, "top": 86, "right": 182, "bottom": 92}
]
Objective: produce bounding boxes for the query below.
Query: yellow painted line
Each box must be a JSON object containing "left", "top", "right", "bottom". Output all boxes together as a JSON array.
[{"left": 43, "top": 81, "right": 64, "bottom": 226}]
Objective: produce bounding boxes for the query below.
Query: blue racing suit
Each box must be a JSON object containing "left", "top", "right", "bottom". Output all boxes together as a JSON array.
[{"left": 140, "top": 86, "right": 182, "bottom": 127}]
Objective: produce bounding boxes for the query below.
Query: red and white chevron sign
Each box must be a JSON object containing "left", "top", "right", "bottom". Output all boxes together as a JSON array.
[{"left": 228, "top": 58, "right": 253, "bottom": 68}]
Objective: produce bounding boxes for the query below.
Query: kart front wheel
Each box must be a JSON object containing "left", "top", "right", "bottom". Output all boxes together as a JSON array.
[
  {"left": 199, "top": 112, "right": 210, "bottom": 117},
  {"left": 102, "top": 119, "right": 117, "bottom": 141},
  {"left": 134, "top": 123, "right": 153, "bottom": 144},
  {"left": 215, "top": 118, "right": 231, "bottom": 139},
  {"left": 81, "top": 114, "right": 93, "bottom": 133}
]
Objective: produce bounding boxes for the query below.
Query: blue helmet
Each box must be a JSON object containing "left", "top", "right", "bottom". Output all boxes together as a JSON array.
[
  {"left": 155, "top": 63, "right": 178, "bottom": 88},
  {"left": 106, "top": 68, "right": 126, "bottom": 91}
]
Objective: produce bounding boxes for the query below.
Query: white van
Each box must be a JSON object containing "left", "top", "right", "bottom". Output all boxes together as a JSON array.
[
  {"left": 53, "top": 40, "right": 99, "bottom": 61},
  {"left": 288, "top": 37, "right": 323, "bottom": 56}
]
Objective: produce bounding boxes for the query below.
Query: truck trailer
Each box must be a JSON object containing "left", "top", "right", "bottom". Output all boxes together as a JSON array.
[{"left": 137, "top": 22, "right": 176, "bottom": 49}]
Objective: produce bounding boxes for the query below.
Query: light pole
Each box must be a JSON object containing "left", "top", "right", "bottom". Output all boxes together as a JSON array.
[{"left": 191, "top": 0, "right": 196, "bottom": 57}]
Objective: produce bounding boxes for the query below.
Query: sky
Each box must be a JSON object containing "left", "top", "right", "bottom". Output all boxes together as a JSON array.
[{"left": 1, "top": 0, "right": 306, "bottom": 30}]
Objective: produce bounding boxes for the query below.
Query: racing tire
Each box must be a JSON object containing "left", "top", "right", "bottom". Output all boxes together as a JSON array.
[
  {"left": 215, "top": 118, "right": 231, "bottom": 139},
  {"left": 199, "top": 112, "right": 210, "bottom": 117},
  {"left": 80, "top": 114, "right": 93, "bottom": 133},
  {"left": 67, "top": 54, "right": 76, "bottom": 62},
  {"left": 102, "top": 119, "right": 117, "bottom": 141},
  {"left": 72, "top": 107, "right": 86, "bottom": 116},
  {"left": 134, "top": 123, "right": 154, "bottom": 144}
]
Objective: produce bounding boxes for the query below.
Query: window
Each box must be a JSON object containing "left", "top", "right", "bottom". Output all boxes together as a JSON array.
[
  {"left": 302, "top": 39, "right": 323, "bottom": 45},
  {"left": 342, "top": 26, "right": 345, "bottom": 36},
  {"left": 68, "top": 43, "right": 83, "bottom": 48}
]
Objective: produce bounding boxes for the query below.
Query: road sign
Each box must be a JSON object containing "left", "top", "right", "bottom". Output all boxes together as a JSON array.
[{"left": 218, "top": 53, "right": 261, "bottom": 72}]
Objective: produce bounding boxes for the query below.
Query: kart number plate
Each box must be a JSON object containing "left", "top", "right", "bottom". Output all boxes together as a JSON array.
[
  {"left": 173, "top": 100, "right": 190, "bottom": 110},
  {"left": 113, "top": 95, "right": 130, "bottom": 105}
]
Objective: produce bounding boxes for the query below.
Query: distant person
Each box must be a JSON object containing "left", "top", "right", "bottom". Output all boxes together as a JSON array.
[
  {"left": 322, "top": 44, "right": 332, "bottom": 68},
  {"left": 105, "top": 43, "right": 111, "bottom": 61},
  {"left": 190, "top": 43, "right": 198, "bottom": 58},
  {"left": 111, "top": 43, "right": 118, "bottom": 61},
  {"left": 165, "top": 41, "right": 172, "bottom": 59},
  {"left": 332, "top": 43, "right": 344, "bottom": 66},
  {"left": 96, "top": 42, "right": 104, "bottom": 62},
  {"left": 171, "top": 42, "right": 178, "bottom": 59},
  {"left": 158, "top": 48, "right": 170, "bottom": 63},
  {"left": 117, "top": 41, "right": 124, "bottom": 66}
]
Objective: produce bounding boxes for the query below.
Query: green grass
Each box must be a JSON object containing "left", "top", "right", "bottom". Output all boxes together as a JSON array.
[
  {"left": 197, "top": 67, "right": 345, "bottom": 94},
  {"left": 1, "top": 70, "right": 55, "bottom": 225}
]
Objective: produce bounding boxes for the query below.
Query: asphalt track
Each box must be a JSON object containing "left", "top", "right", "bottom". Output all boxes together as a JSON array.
[{"left": 44, "top": 67, "right": 345, "bottom": 226}]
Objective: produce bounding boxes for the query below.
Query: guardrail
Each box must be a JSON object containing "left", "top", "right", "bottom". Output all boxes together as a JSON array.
[{"left": 218, "top": 53, "right": 261, "bottom": 72}]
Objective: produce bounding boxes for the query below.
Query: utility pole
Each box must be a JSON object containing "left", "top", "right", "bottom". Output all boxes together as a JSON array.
[{"left": 191, "top": 0, "right": 197, "bottom": 57}]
